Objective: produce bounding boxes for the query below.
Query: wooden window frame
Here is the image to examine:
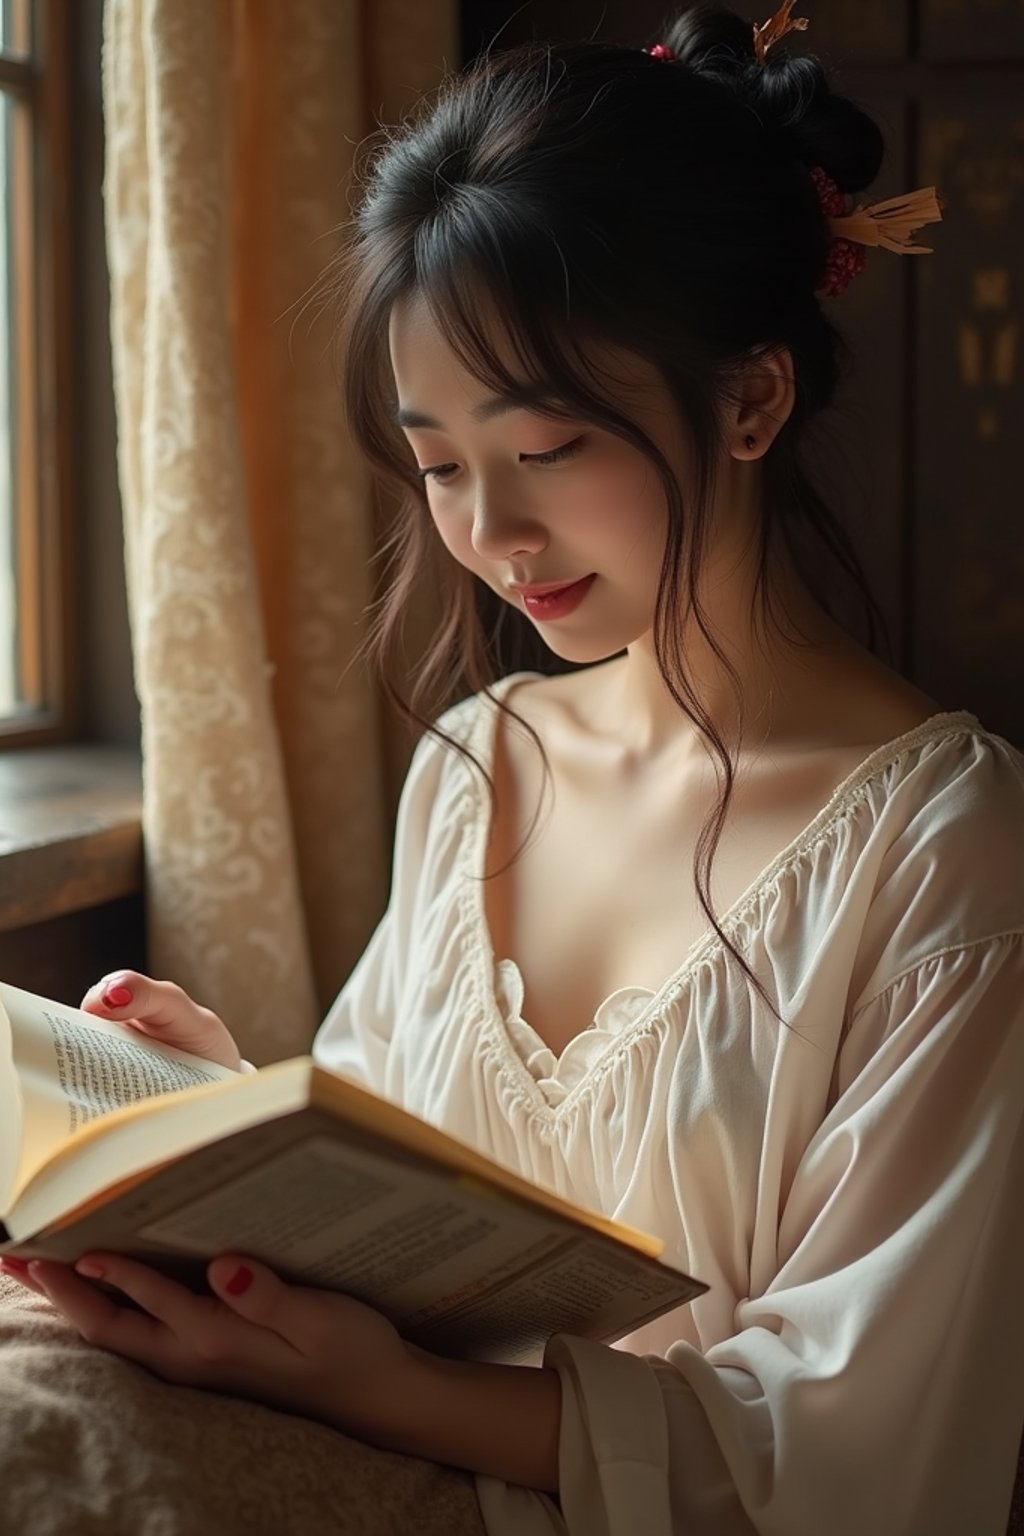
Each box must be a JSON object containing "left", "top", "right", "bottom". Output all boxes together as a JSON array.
[{"left": 0, "top": 0, "right": 76, "bottom": 747}]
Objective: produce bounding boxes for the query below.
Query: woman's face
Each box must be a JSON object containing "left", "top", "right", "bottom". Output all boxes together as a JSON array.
[{"left": 387, "top": 292, "right": 684, "bottom": 667}]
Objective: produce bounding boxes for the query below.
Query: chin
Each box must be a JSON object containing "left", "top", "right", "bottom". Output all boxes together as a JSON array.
[{"left": 530, "top": 628, "right": 639, "bottom": 668}]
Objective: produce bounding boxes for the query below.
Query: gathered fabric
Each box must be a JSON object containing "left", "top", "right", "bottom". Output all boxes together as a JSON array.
[{"left": 315, "top": 671, "right": 1024, "bottom": 1536}]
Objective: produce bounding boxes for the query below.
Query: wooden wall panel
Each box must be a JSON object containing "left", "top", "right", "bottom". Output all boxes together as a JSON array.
[
  {"left": 915, "top": 95, "right": 1024, "bottom": 738},
  {"left": 803, "top": 95, "right": 911, "bottom": 663},
  {"left": 800, "top": 1, "right": 908, "bottom": 63},
  {"left": 923, "top": 0, "right": 1024, "bottom": 60}
]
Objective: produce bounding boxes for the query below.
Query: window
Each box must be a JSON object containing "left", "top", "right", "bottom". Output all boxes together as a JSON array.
[{"left": 0, "top": 0, "right": 73, "bottom": 743}]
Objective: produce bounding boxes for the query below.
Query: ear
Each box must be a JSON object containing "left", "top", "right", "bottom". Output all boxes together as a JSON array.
[{"left": 729, "top": 346, "right": 796, "bottom": 460}]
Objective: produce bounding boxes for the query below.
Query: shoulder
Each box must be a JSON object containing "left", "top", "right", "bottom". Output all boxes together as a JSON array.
[
  {"left": 866, "top": 716, "right": 1024, "bottom": 880},
  {"left": 480, "top": 660, "right": 625, "bottom": 746},
  {"left": 396, "top": 668, "right": 561, "bottom": 800},
  {"left": 420, "top": 668, "right": 579, "bottom": 759},
  {"left": 848, "top": 718, "right": 1024, "bottom": 1004}
]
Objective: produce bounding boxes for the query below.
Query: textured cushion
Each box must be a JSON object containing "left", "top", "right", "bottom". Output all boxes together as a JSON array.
[{"left": 0, "top": 1275, "right": 487, "bottom": 1535}]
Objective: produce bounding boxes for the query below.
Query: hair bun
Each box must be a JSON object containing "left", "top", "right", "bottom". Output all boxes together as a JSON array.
[{"left": 659, "top": 2, "right": 884, "bottom": 194}]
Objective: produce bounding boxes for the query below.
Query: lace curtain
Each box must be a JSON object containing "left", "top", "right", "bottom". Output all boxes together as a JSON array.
[{"left": 102, "top": 0, "right": 456, "bottom": 1061}]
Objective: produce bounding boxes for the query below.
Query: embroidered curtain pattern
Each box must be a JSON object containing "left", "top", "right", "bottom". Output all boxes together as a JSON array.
[{"left": 103, "top": 0, "right": 455, "bottom": 1060}]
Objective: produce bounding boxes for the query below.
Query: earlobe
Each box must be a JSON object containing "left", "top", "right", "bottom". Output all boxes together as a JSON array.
[
  {"left": 731, "top": 430, "right": 762, "bottom": 461},
  {"left": 733, "top": 344, "right": 796, "bottom": 458}
]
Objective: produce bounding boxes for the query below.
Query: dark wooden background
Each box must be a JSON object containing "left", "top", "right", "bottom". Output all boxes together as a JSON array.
[{"left": 462, "top": 0, "right": 1024, "bottom": 748}]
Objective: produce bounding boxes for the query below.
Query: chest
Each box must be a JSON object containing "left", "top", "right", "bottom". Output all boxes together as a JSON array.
[{"left": 482, "top": 731, "right": 869, "bottom": 1056}]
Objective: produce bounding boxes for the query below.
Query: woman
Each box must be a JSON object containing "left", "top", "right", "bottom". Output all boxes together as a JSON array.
[{"left": 4, "top": 4, "right": 1022, "bottom": 1532}]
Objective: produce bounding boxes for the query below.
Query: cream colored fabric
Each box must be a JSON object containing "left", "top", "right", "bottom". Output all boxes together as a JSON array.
[
  {"left": 102, "top": 0, "right": 454, "bottom": 1062},
  {"left": 315, "top": 672, "right": 1024, "bottom": 1536},
  {"left": 0, "top": 1273, "right": 488, "bottom": 1535}
]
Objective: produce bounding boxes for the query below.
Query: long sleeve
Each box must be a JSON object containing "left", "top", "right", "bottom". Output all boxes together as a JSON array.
[
  {"left": 479, "top": 932, "right": 1024, "bottom": 1536},
  {"left": 313, "top": 716, "right": 460, "bottom": 1092}
]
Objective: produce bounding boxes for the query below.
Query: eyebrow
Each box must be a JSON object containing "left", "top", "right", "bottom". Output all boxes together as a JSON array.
[{"left": 393, "top": 388, "right": 553, "bottom": 431}]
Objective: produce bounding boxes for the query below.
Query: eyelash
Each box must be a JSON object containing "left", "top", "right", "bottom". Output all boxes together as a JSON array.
[{"left": 416, "top": 436, "right": 586, "bottom": 484}]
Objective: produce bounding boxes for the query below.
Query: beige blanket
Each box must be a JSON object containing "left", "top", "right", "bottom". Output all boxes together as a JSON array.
[{"left": 0, "top": 1275, "right": 488, "bottom": 1535}]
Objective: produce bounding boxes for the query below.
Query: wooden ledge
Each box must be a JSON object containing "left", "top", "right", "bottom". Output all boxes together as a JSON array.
[{"left": 0, "top": 747, "right": 143, "bottom": 933}]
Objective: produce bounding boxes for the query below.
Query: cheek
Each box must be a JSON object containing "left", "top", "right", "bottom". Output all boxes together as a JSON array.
[
  {"left": 423, "top": 495, "right": 460, "bottom": 547},
  {"left": 424, "top": 496, "right": 485, "bottom": 573},
  {"left": 565, "top": 457, "right": 666, "bottom": 553}
]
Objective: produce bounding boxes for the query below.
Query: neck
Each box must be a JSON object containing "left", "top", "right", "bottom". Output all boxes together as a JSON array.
[{"left": 592, "top": 536, "right": 857, "bottom": 766}]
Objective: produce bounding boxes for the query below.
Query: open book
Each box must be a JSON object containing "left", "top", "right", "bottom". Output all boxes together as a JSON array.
[{"left": 0, "top": 981, "right": 706, "bottom": 1365}]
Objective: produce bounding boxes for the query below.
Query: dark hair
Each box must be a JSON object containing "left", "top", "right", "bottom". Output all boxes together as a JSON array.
[{"left": 333, "top": 2, "right": 890, "bottom": 1029}]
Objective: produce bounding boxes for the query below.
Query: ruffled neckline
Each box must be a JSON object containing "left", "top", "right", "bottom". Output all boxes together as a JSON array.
[
  {"left": 466, "top": 671, "right": 984, "bottom": 1117},
  {"left": 493, "top": 957, "right": 654, "bottom": 1108}
]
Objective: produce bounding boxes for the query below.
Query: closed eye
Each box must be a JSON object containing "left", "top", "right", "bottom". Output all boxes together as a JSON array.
[{"left": 417, "top": 436, "right": 586, "bottom": 483}]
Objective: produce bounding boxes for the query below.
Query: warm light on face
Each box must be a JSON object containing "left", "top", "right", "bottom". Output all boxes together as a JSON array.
[{"left": 387, "top": 293, "right": 680, "bottom": 666}]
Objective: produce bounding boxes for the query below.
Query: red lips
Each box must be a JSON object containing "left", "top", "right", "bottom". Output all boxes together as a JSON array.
[{"left": 515, "top": 574, "right": 597, "bottom": 620}]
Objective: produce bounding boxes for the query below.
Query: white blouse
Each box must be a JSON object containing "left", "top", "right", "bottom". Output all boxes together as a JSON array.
[{"left": 314, "top": 671, "right": 1024, "bottom": 1536}]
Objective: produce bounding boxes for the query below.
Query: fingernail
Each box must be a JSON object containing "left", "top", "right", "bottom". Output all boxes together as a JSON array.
[
  {"left": 0, "top": 1257, "right": 28, "bottom": 1271},
  {"left": 102, "top": 985, "right": 133, "bottom": 1008},
  {"left": 225, "top": 1265, "right": 253, "bottom": 1296},
  {"left": 75, "top": 1258, "right": 106, "bottom": 1279}
]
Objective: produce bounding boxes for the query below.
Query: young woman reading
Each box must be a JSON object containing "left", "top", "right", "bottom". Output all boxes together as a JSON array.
[{"left": 4, "top": 4, "right": 1022, "bottom": 1532}]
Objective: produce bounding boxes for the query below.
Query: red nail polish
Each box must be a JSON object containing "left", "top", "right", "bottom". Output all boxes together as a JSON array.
[
  {"left": 102, "top": 985, "right": 133, "bottom": 1008},
  {"left": 0, "top": 1256, "right": 28, "bottom": 1270},
  {"left": 225, "top": 1265, "right": 253, "bottom": 1296}
]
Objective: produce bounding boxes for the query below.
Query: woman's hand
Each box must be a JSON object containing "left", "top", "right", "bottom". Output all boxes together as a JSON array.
[
  {"left": 81, "top": 972, "right": 243, "bottom": 1072},
  {"left": 0, "top": 1253, "right": 416, "bottom": 1442}
]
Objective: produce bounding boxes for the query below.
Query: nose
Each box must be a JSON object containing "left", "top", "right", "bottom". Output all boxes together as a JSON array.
[{"left": 470, "top": 485, "right": 548, "bottom": 562}]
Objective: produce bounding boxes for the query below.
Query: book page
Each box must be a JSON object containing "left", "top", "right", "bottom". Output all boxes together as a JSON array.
[
  {"left": 138, "top": 1135, "right": 567, "bottom": 1304},
  {"left": 127, "top": 1133, "right": 702, "bottom": 1364},
  {"left": 401, "top": 1234, "right": 701, "bottom": 1362},
  {"left": 4, "top": 1060, "right": 306, "bottom": 1242},
  {"left": 0, "top": 982, "right": 234, "bottom": 1208}
]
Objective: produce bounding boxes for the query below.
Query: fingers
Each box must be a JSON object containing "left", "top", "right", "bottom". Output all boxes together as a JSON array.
[
  {"left": 80, "top": 968, "right": 142, "bottom": 1012},
  {"left": 31, "top": 1255, "right": 247, "bottom": 1369},
  {"left": 23, "top": 1255, "right": 296, "bottom": 1382},
  {"left": 79, "top": 973, "right": 240, "bottom": 1069},
  {"left": 24, "top": 1251, "right": 308, "bottom": 1357},
  {"left": 55, "top": 1251, "right": 302, "bottom": 1358},
  {"left": 22, "top": 1258, "right": 166, "bottom": 1357},
  {"left": 81, "top": 971, "right": 195, "bottom": 1030},
  {"left": 0, "top": 1256, "right": 47, "bottom": 1296},
  {"left": 207, "top": 1256, "right": 304, "bottom": 1350},
  {"left": 71, "top": 1253, "right": 198, "bottom": 1330},
  {"left": 14, "top": 1254, "right": 385, "bottom": 1432}
]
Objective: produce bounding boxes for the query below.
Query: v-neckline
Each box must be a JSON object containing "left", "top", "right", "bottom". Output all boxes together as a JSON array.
[{"left": 464, "top": 671, "right": 981, "bottom": 1118}]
